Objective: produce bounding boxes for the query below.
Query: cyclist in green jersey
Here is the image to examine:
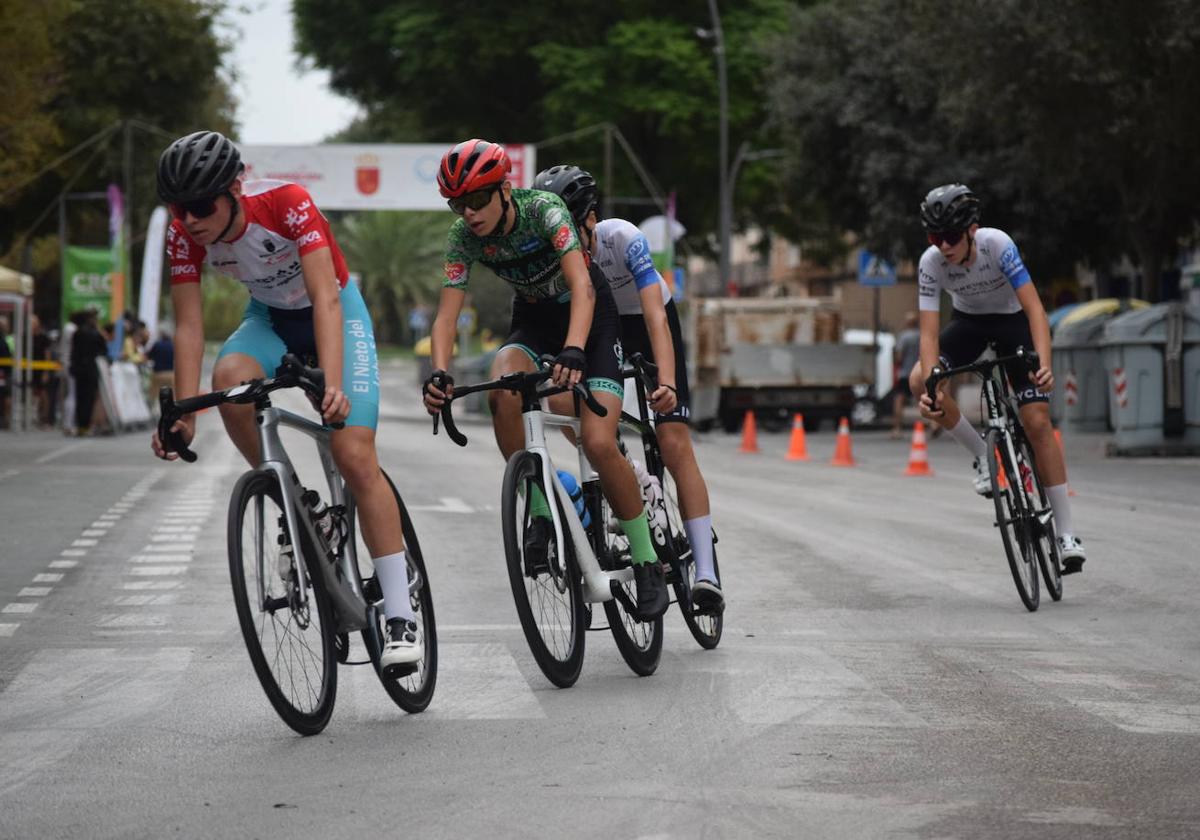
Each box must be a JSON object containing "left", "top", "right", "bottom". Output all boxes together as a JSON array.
[{"left": 422, "top": 139, "right": 668, "bottom": 619}]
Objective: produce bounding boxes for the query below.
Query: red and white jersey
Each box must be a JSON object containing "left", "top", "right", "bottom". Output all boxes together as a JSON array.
[{"left": 166, "top": 179, "right": 348, "bottom": 310}]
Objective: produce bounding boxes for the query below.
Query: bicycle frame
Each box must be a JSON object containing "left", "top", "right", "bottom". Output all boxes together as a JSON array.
[
  {"left": 249, "top": 402, "right": 369, "bottom": 634},
  {"left": 522, "top": 399, "right": 633, "bottom": 604}
]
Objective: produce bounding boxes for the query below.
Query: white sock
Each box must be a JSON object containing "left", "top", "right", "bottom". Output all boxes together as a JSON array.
[
  {"left": 948, "top": 416, "right": 988, "bottom": 460},
  {"left": 1045, "top": 484, "right": 1074, "bottom": 536},
  {"left": 373, "top": 551, "right": 414, "bottom": 623},
  {"left": 684, "top": 515, "right": 716, "bottom": 583}
]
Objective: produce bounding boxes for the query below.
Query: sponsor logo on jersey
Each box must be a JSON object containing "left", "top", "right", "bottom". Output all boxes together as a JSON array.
[
  {"left": 552, "top": 224, "right": 572, "bottom": 251},
  {"left": 445, "top": 261, "right": 467, "bottom": 283},
  {"left": 170, "top": 264, "right": 197, "bottom": 277},
  {"left": 483, "top": 245, "right": 499, "bottom": 259},
  {"left": 262, "top": 239, "right": 276, "bottom": 253},
  {"left": 284, "top": 200, "right": 312, "bottom": 234},
  {"left": 297, "top": 230, "right": 323, "bottom": 248},
  {"left": 517, "top": 238, "right": 542, "bottom": 255}
]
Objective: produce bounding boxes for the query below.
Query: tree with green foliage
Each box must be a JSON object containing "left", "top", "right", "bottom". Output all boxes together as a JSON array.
[
  {"left": 767, "top": 0, "right": 1200, "bottom": 300},
  {"left": 294, "top": 0, "right": 796, "bottom": 256}
]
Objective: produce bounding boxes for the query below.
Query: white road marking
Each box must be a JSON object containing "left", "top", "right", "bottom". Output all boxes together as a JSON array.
[
  {"left": 408, "top": 496, "right": 474, "bottom": 514},
  {"left": 18, "top": 588, "right": 52, "bottom": 597},
  {"left": 71, "top": 539, "right": 97, "bottom": 547},
  {"left": 33, "top": 574, "right": 63, "bottom": 583},
  {"left": 113, "top": 594, "right": 179, "bottom": 606},
  {"left": 80, "top": 530, "right": 107, "bottom": 538},
  {"left": 60, "top": 549, "right": 86, "bottom": 557},
  {"left": 130, "top": 554, "right": 191, "bottom": 563},
  {"left": 127, "top": 566, "right": 188, "bottom": 576},
  {"left": 149, "top": 535, "right": 195, "bottom": 544},
  {"left": 138, "top": 544, "right": 194, "bottom": 554},
  {"left": 98, "top": 514, "right": 121, "bottom": 521},
  {"left": 88, "top": 521, "right": 115, "bottom": 530},
  {"left": 0, "top": 469, "right": 19, "bottom": 481},
  {"left": 0, "top": 623, "right": 18, "bottom": 637},
  {"left": 33, "top": 442, "right": 85, "bottom": 463},
  {"left": 95, "top": 614, "right": 168, "bottom": 627},
  {"left": 49, "top": 561, "right": 78, "bottom": 569},
  {"left": 121, "top": 581, "right": 182, "bottom": 590},
  {"left": 154, "top": 526, "right": 200, "bottom": 534},
  {"left": 3, "top": 603, "right": 38, "bottom": 614}
]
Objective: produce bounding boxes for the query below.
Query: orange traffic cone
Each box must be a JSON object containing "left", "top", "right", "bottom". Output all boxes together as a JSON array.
[
  {"left": 1054, "top": 428, "right": 1077, "bottom": 496},
  {"left": 904, "top": 421, "right": 933, "bottom": 476},
  {"left": 786, "top": 414, "right": 810, "bottom": 461},
  {"left": 830, "top": 417, "right": 855, "bottom": 466},
  {"left": 739, "top": 410, "right": 759, "bottom": 453}
]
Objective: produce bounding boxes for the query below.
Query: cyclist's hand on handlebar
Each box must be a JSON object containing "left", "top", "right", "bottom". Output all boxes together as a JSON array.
[
  {"left": 918, "top": 390, "right": 944, "bottom": 419},
  {"left": 552, "top": 345, "right": 585, "bottom": 387},
  {"left": 318, "top": 385, "right": 351, "bottom": 425},
  {"left": 152, "top": 415, "right": 195, "bottom": 461},
  {"left": 1031, "top": 366, "right": 1054, "bottom": 393},
  {"left": 422, "top": 369, "right": 454, "bottom": 416},
  {"left": 649, "top": 383, "right": 677, "bottom": 414}
]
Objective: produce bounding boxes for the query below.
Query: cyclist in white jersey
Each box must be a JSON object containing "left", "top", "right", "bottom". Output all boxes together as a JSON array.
[
  {"left": 908, "top": 184, "right": 1086, "bottom": 573},
  {"left": 150, "top": 131, "right": 423, "bottom": 671},
  {"left": 534, "top": 165, "right": 724, "bottom": 610}
]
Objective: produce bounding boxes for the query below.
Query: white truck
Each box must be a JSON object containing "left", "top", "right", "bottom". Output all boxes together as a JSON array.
[{"left": 690, "top": 297, "right": 876, "bottom": 433}]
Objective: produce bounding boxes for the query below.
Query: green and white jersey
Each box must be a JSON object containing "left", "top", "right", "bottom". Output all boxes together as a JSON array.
[{"left": 442, "top": 189, "right": 581, "bottom": 302}]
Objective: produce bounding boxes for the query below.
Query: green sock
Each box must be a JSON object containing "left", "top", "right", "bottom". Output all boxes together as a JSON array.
[
  {"left": 620, "top": 511, "right": 657, "bottom": 566},
  {"left": 527, "top": 482, "right": 551, "bottom": 519}
]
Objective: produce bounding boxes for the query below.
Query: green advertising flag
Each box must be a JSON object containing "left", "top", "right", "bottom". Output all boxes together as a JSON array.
[{"left": 61, "top": 246, "right": 116, "bottom": 325}]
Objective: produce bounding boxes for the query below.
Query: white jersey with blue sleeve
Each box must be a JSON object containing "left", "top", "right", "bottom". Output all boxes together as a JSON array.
[
  {"left": 592, "top": 218, "right": 671, "bottom": 315},
  {"left": 917, "top": 227, "right": 1032, "bottom": 315}
]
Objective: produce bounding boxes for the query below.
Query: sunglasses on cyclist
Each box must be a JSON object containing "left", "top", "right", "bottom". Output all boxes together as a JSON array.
[
  {"left": 170, "top": 195, "right": 223, "bottom": 220},
  {"left": 927, "top": 229, "right": 966, "bottom": 247},
  {"left": 447, "top": 186, "right": 499, "bottom": 215}
]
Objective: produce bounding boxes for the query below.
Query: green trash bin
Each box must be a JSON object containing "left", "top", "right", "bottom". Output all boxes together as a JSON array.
[{"left": 1100, "top": 302, "right": 1200, "bottom": 454}]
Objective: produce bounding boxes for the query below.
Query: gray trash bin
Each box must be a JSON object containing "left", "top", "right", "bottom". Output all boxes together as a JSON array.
[
  {"left": 1100, "top": 302, "right": 1200, "bottom": 454},
  {"left": 1052, "top": 315, "right": 1112, "bottom": 431}
]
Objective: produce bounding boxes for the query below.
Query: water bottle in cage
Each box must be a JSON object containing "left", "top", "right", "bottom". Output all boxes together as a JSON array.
[
  {"left": 301, "top": 489, "right": 343, "bottom": 557},
  {"left": 556, "top": 469, "right": 590, "bottom": 527}
]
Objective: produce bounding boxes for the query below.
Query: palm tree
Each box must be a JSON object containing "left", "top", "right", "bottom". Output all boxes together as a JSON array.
[{"left": 334, "top": 211, "right": 447, "bottom": 344}]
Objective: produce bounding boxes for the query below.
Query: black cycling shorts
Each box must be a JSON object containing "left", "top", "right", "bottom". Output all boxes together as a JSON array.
[
  {"left": 938, "top": 310, "right": 1048, "bottom": 406},
  {"left": 619, "top": 299, "right": 691, "bottom": 424},
  {"left": 501, "top": 263, "right": 624, "bottom": 400}
]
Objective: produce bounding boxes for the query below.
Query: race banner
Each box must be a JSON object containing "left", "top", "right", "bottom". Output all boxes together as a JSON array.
[
  {"left": 61, "top": 246, "right": 115, "bottom": 324},
  {"left": 107, "top": 184, "right": 128, "bottom": 357},
  {"left": 138, "top": 206, "right": 170, "bottom": 341},
  {"left": 241, "top": 143, "right": 538, "bottom": 211}
]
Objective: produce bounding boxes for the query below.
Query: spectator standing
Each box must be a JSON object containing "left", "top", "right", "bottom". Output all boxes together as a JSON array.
[
  {"left": 891, "top": 311, "right": 921, "bottom": 438},
  {"left": 70, "top": 310, "right": 108, "bottom": 435},
  {"left": 147, "top": 328, "right": 175, "bottom": 412}
]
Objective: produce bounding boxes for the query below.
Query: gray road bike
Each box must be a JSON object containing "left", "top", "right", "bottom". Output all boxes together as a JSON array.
[{"left": 158, "top": 355, "right": 437, "bottom": 734}]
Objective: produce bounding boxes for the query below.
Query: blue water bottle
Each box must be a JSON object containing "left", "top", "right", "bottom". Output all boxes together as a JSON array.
[{"left": 556, "top": 469, "right": 591, "bottom": 527}]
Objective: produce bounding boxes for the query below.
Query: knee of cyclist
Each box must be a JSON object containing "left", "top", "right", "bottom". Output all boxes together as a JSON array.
[
  {"left": 1022, "top": 412, "right": 1052, "bottom": 439},
  {"left": 487, "top": 388, "right": 519, "bottom": 416},
  {"left": 336, "top": 452, "right": 378, "bottom": 490},
  {"left": 658, "top": 429, "right": 692, "bottom": 467},
  {"left": 580, "top": 430, "right": 618, "bottom": 465}
]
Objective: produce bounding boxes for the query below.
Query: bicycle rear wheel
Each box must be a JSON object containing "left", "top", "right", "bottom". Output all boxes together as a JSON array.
[
  {"left": 1015, "top": 437, "right": 1063, "bottom": 601},
  {"left": 502, "top": 451, "right": 586, "bottom": 688},
  {"left": 351, "top": 470, "right": 438, "bottom": 714},
  {"left": 663, "top": 471, "right": 723, "bottom": 649},
  {"left": 986, "top": 429, "right": 1040, "bottom": 611},
  {"left": 228, "top": 471, "right": 337, "bottom": 735},
  {"left": 599, "top": 496, "right": 663, "bottom": 677}
]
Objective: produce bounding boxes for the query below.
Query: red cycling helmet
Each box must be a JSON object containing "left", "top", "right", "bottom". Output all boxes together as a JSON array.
[{"left": 437, "top": 139, "right": 512, "bottom": 198}]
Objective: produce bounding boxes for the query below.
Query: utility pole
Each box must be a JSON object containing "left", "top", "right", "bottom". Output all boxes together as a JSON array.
[{"left": 704, "top": 0, "right": 730, "bottom": 296}]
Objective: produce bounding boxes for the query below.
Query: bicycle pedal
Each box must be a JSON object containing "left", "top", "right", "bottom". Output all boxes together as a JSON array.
[{"left": 382, "top": 661, "right": 418, "bottom": 679}]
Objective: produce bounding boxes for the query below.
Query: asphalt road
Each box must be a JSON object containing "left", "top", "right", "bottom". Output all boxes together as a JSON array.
[{"left": 1, "top": 363, "right": 1198, "bottom": 839}]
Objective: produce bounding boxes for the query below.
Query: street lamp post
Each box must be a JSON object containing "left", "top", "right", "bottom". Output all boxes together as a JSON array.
[{"left": 703, "top": 0, "right": 730, "bottom": 295}]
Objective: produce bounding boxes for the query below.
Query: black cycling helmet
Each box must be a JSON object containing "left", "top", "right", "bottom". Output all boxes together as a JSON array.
[
  {"left": 157, "top": 131, "right": 244, "bottom": 203},
  {"left": 533, "top": 164, "right": 599, "bottom": 228},
  {"left": 919, "top": 184, "right": 980, "bottom": 233}
]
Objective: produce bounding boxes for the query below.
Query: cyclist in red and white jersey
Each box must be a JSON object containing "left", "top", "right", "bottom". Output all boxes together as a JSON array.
[{"left": 151, "top": 131, "right": 423, "bottom": 671}]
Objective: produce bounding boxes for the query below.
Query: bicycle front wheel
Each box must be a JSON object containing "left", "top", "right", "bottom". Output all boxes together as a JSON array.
[
  {"left": 502, "top": 451, "right": 586, "bottom": 688},
  {"left": 663, "top": 471, "right": 723, "bottom": 649},
  {"left": 228, "top": 471, "right": 337, "bottom": 735},
  {"left": 599, "top": 497, "right": 663, "bottom": 677},
  {"left": 986, "top": 429, "right": 1039, "bottom": 611},
  {"left": 351, "top": 470, "right": 438, "bottom": 714},
  {"left": 1015, "top": 437, "right": 1063, "bottom": 601}
]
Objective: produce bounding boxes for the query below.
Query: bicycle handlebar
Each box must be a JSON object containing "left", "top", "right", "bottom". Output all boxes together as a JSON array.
[
  {"left": 923, "top": 347, "right": 1041, "bottom": 410},
  {"left": 433, "top": 355, "right": 608, "bottom": 448},
  {"left": 157, "top": 353, "right": 344, "bottom": 462},
  {"left": 622, "top": 352, "right": 659, "bottom": 394}
]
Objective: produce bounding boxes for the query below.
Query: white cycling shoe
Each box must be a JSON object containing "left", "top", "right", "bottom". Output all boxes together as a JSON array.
[
  {"left": 1057, "top": 534, "right": 1086, "bottom": 575},
  {"left": 971, "top": 457, "right": 993, "bottom": 497},
  {"left": 381, "top": 618, "right": 423, "bottom": 677}
]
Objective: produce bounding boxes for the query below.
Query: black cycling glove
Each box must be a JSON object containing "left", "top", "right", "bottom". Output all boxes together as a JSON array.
[
  {"left": 554, "top": 346, "right": 586, "bottom": 374},
  {"left": 423, "top": 369, "right": 454, "bottom": 397}
]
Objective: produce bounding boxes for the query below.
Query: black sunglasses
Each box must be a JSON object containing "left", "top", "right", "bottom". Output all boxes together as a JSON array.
[
  {"left": 447, "top": 186, "right": 499, "bottom": 215},
  {"left": 171, "top": 194, "right": 225, "bottom": 220},
  {"left": 927, "top": 229, "right": 966, "bottom": 247}
]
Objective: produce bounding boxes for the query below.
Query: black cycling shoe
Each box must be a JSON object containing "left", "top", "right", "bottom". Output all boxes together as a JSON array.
[
  {"left": 632, "top": 561, "right": 669, "bottom": 621},
  {"left": 691, "top": 579, "right": 725, "bottom": 615},
  {"left": 523, "top": 517, "right": 554, "bottom": 578}
]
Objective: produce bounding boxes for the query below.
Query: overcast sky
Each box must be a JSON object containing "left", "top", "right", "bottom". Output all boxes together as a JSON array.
[{"left": 227, "top": 0, "right": 360, "bottom": 144}]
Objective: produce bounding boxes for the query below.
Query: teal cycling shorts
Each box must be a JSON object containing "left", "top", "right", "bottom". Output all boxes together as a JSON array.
[{"left": 218, "top": 281, "right": 381, "bottom": 429}]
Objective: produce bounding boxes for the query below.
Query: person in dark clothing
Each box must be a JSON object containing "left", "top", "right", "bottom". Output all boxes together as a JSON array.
[
  {"left": 70, "top": 311, "right": 108, "bottom": 434},
  {"left": 147, "top": 329, "right": 175, "bottom": 412}
]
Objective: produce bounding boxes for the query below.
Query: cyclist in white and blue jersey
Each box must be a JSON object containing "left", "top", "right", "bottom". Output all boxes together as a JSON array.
[
  {"left": 907, "top": 184, "right": 1086, "bottom": 572},
  {"left": 535, "top": 165, "right": 723, "bottom": 610}
]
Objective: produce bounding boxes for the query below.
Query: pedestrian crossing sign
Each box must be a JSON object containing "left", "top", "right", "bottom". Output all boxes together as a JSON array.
[{"left": 858, "top": 250, "right": 897, "bottom": 287}]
